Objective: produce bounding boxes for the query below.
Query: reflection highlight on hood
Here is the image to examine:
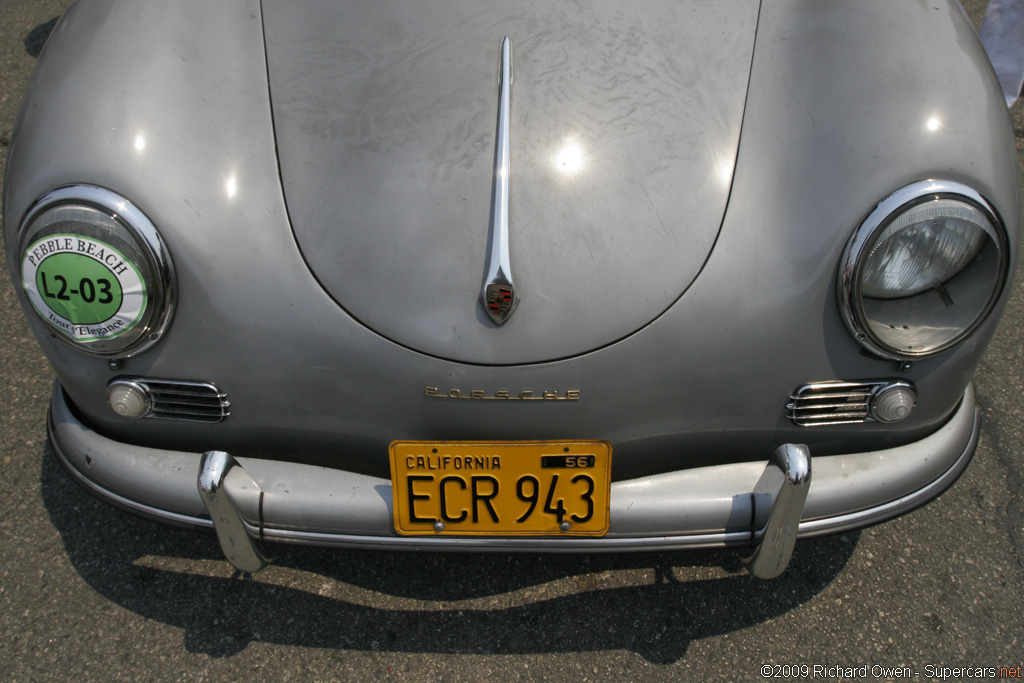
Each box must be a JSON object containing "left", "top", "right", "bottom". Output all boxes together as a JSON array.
[
  {"left": 553, "top": 138, "right": 586, "bottom": 177},
  {"left": 709, "top": 144, "right": 736, "bottom": 188}
]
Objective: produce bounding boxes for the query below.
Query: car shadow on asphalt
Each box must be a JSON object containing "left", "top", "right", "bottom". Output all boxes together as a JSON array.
[
  {"left": 40, "top": 446, "right": 857, "bottom": 664},
  {"left": 24, "top": 17, "right": 58, "bottom": 58}
]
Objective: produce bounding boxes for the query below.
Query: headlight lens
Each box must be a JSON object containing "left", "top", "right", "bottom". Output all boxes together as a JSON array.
[
  {"left": 840, "top": 180, "right": 1009, "bottom": 360},
  {"left": 16, "top": 186, "right": 175, "bottom": 357},
  {"left": 859, "top": 200, "right": 989, "bottom": 299}
]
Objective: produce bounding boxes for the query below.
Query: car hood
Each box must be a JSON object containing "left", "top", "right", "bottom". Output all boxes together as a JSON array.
[{"left": 263, "top": 1, "right": 759, "bottom": 364}]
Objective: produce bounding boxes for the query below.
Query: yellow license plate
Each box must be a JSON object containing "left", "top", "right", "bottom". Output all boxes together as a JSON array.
[{"left": 389, "top": 440, "right": 612, "bottom": 536}]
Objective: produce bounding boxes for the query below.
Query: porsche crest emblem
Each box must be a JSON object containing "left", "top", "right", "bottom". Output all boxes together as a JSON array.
[{"left": 485, "top": 283, "right": 515, "bottom": 321}]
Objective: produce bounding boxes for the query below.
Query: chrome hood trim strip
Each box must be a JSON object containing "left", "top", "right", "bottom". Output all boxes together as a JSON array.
[{"left": 481, "top": 36, "right": 518, "bottom": 324}]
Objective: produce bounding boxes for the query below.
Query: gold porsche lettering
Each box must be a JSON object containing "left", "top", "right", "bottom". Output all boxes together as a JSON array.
[{"left": 424, "top": 386, "right": 581, "bottom": 401}]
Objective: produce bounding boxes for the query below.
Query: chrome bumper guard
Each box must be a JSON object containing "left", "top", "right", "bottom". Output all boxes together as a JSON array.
[
  {"left": 197, "top": 443, "right": 813, "bottom": 577},
  {"left": 740, "top": 444, "right": 811, "bottom": 579},
  {"left": 197, "top": 451, "right": 271, "bottom": 573}
]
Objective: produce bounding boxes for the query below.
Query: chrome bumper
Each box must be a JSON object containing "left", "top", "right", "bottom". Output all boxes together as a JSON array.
[
  {"left": 196, "top": 445, "right": 811, "bottom": 578},
  {"left": 50, "top": 381, "right": 979, "bottom": 576}
]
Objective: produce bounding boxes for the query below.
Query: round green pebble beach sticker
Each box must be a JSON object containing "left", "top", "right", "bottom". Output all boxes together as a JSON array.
[{"left": 21, "top": 234, "right": 147, "bottom": 341}]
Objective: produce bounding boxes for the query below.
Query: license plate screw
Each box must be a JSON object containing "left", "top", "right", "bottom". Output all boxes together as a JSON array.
[
  {"left": 559, "top": 522, "right": 571, "bottom": 532},
  {"left": 433, "top": 521, "right": 445, "bottom": 532}
]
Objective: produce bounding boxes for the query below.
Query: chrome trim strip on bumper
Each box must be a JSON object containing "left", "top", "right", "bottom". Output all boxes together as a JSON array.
[{"left": 48, "top": 381, "right": 979, "bottom": 569}]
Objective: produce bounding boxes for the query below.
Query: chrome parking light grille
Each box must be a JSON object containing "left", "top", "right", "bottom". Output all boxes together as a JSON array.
[
  {"left": 787, "top": 380, "right": 888, "bottom": 426},
  {"left": 138, "top": 379, "right": 230, "bottom": 423}
]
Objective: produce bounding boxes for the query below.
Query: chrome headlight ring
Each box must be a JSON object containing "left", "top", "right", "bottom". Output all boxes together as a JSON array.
[
  {"left": 839, "top": 180, "right": 1010, "bottom": 361},
  {"left": 16, "top": 185, "right": 176, "bottom": 358}
]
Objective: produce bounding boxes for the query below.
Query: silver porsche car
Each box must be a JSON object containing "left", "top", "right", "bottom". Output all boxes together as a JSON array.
[{"left": 5, "top": 0, "right": 1022, "bottom": 578}]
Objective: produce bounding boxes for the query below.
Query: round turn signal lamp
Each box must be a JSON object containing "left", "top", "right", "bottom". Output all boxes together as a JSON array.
[
  {"left": 870, "top": 382, "right": 917, "bottom": 423},
  {"left": 106, "top": 380, "right": 152, "bottom": 419}
]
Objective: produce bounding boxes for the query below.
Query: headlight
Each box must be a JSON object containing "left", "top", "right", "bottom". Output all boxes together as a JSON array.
[
  {"left": 16, "top": 186, "right": 175, "bottom": 357},
  {"left": 839, "top": 180, "right": 1009, "bottom": 360}
]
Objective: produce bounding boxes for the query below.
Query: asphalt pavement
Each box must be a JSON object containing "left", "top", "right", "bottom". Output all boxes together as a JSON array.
[{"left": 1, "top": 1, "right": 1022, "bottom": 681}]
